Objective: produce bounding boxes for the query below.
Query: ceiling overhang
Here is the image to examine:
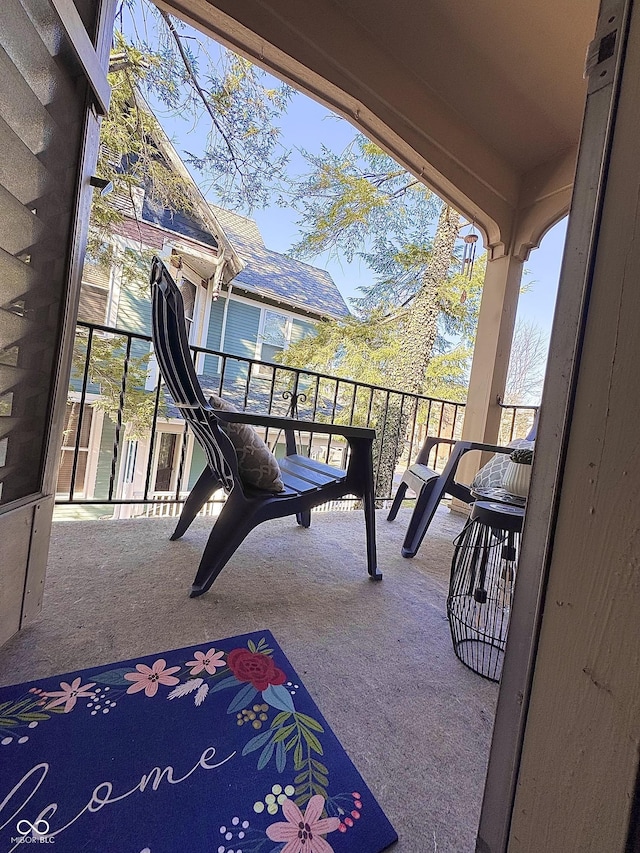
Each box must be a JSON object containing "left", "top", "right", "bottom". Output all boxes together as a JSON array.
[{"left": 155, "top": 0, "right": 599, "bottom": 257}]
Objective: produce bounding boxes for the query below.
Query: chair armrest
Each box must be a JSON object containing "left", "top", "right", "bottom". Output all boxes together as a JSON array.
[
  {"left": 418, "top": 437, "right": 514, "bottom": 463},
  {"left": 415, "top": 435, "right": 456, "bottom": 464},
  {"left": 447, "top": 442, "right": 517, "bottom": 499},
  {"left": 464, "top": 441, "right": 516, "bottom": 456},
  {"left": 213, "top": 410, "right": 376, "bottom": 441}
]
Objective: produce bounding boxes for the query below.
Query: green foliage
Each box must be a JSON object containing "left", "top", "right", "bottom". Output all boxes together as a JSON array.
[
  {"left": 439, "top": 256, "right": 486, "bottom": 346},
  {"left": 71, "top": 331, "right": 160, "bottom": 440},
  {"left": 278, "top": 311, "right": 397, "bottom": 386},
  {"left": 278, "top": 310, "right": 471, "bottom": 403},
  {"left": 290, "top": 135, "right": 437, "bottom": 273},
  {"left": 288, "top": 133, "right": 485, "bottom": 411},
  {"left": 132, "top": 7, "right": 293, "bottom": 210},
  {"left": 87, "top": 32, "right": 195, "bottom": 266},
  {"left": 421, "top": 349, "right": 471, "bottom": 402}
]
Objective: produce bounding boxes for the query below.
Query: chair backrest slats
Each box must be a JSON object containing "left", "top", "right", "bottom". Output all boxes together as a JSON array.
[{"left": 150, "top": 257, "right": 237, "bottom": 493}]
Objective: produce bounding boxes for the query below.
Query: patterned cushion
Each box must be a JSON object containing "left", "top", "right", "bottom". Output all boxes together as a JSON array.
[
  {"left": 209, "top": 395, "right": 284, "bottom": 493},
  {"left": 471, "top": 438, "right": 535, "bottom": 490}
]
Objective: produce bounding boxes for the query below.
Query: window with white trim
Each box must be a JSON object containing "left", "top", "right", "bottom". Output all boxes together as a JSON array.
[
  {"left": 177, "top": 264, "right": 211, "bottom": 351},
  {"left": 259, "top": 310, "right": 289, "bottom": 363},
  {"left": 154, "top": 431, "right": 178, "bottom": 492},
  {"left": 254, "top": 309, "right": 294, "bottom": 378},
  {"left": 179, "top": 277, "right": 198, "bottom": 342}
]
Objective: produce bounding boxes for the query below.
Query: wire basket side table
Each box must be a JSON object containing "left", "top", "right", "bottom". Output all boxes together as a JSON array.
[{"left": 447, "top": 500, "right": 524, "bottom": 682}]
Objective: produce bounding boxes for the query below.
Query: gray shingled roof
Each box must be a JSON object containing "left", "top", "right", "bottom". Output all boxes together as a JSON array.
[{"left": 211, "top": 206, "right": 350, "bottom": 320}]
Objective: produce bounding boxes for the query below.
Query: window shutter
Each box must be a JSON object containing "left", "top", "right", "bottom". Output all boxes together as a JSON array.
[
  {"left": 78, "top": 284, "right": 108, "bottom": 324},
  {"left": 82, "top": 262, "right": 110, "bottom": 289},
  {"left": 78, "top": 262, "right": 110, "bottom": 324}
]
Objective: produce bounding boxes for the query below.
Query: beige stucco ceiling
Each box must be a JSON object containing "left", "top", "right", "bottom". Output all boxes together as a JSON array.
[
  {"left": 156, "top": 0, "right": 600, "bottom": 254},
  {"left": 345, "top": 0, "right": 595, "bottom": 173}
]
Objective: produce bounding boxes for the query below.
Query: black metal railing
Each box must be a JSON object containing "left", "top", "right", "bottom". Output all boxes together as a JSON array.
[
  {"left": 498, "top": 402, "right": 539, "bottom": 443},
  {"left": 55, "top": 321, "right": 537, "bottom": 516}
]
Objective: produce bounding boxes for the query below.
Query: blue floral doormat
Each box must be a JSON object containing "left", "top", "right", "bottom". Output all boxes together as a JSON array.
[{"left": 0, "top": 631, "right": 397, "bottom": 853}]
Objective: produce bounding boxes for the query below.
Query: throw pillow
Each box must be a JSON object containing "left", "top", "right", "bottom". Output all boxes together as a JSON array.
[
  {"left": 471, "top": 438, "right": 535, "bottom": 491},
  {"left": 208, "top": 395, "right": 285, "bottom": 493}
]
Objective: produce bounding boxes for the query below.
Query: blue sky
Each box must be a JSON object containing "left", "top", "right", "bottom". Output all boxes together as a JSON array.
[
  {"left": 131, "top": 5, "right": 567, "bottom": 340},
  {"left": 252, "top": 94, "right": 567, "bottom": 340},
  {"left": 516, "top": 218, "right": 566, "bottom": 337}
]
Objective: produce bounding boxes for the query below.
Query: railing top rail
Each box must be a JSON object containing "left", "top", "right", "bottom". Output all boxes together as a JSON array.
[
  {"left": 498, "top": 402, "right": 540, "bottom": 411},
  {"left": 77, "top": 319, "right": 153, "bottom": 341},
  {"left": 76, "top": 320, "right": 467, "bottom": 408}
]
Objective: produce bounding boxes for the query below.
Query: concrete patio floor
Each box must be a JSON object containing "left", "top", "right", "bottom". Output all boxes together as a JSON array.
[{"left": 0, "top": 505, "right": 498, "bottom": 852}]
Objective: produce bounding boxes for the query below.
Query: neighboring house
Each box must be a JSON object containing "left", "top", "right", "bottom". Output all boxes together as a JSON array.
[{"left": 58, "top": 131, "right": 349, "bottom": 514}]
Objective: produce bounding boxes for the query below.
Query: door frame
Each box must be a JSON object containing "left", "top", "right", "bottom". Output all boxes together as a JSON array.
[
  {"left": 477, "top": 0, "right": 632, "bottom": 849},
  {"left": 0, "top": 0, "right": 116, "bottom": 644}
]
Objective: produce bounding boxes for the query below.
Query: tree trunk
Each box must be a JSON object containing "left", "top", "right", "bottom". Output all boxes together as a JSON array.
[{"left": 374, "top": 206, "right": 460, "bottom": 499}]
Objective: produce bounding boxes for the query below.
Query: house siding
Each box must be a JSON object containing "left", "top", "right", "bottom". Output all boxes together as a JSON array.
[
  {"left": 202, "top": 296, "right": 225, "bottom": 377},
  {"left": 221, "top": 299, "right": 261, "bottom": 386},
  {"left": 115, "top": 280, "right": 153, "bottom": 365},
  {"left": 291, "top": 318, "right": 317, "bottom": 344},
  {"left": 116, "top": 281, "right": 151, "bottom": 337},
  {"left": 93, "top": 417, "right": 116, "bottom": 500},
  {"left": 187, "top": 440, "right": 206, "bottom": 490}
]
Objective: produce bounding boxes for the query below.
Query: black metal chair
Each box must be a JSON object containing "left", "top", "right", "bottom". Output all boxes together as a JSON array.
[
  {"left": 150, "top": 257, "right": 381, "bottom": 596},
  {"left": 387, "top": 437, "right": 517, "bottom": 557}
]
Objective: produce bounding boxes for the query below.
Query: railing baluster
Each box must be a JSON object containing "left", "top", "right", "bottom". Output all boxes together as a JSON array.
[
  {"left": 349, "top": 382, "right": 358, "bottom": 424},
  {"left": 406, "top": 393, "right": 418, "bottom": 467},
  {"left": 436, "top": 400, "right": 445, "bottom": 438},
  {"left": 330, "top": 379, "right": 339, "bottom": 424},
  {"left": 311, "top": 375, "right": 320, "bottom": 421},
  {"left": 175, "top": 422, "right": 189, "bottom": 502},
  {"left": 55, "top": 322, "right": 556, "bottom": 513},
  {"left": 68, "top": 326, "right": 94, "bottom": 500},
  {"left": 268, "top": 367, "right": 277, "bottom": 414},
  {"left": 366, "top": 387, "right": 374, "bottom": 426},
  {"left": 108, "top": 335, "right": 132, "bottom": 502},
  {"left": 243, "top": 359, "right": 252, "bottom": 410},
  {"left": 143, "top": 378, "right": 163, "bottom": 501},
  {"left": 218, "top": 355, "right": 227, "bottom": 395}
]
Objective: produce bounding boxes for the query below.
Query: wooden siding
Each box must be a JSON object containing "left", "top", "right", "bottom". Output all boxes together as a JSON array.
[
  {"left": 116, "top": 281, "right": 151, "bottom": 336},
  {"left": 93, "top": 417, "right": 116, "bottom": 500},
  {"left": 202, "top": 296, "right": 225, "bottom": 377},
  {"left": 115, "top": 281, "right": 153, "bottom": 366},
  {"left": 187, "top": 440, "right": 206, "bottom": 490},
  {"left": 291, "top": 317, "right": 316, "bottom": 344},
  {"left": 222, "top": 299, "right": 261, "bottom": 386}
]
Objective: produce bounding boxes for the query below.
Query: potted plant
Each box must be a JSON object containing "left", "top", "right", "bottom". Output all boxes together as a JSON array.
[{"left": 502, "top": 447, "right": 533, "bottom": 497}]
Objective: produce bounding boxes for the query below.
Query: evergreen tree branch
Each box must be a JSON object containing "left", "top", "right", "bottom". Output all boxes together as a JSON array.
[{"left": 158, "top": 10, "right": 241, "bottom": 177}]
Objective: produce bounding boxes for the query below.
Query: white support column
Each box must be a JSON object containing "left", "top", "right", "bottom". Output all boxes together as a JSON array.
[{"left": 456, "top": 252, "right": 524, "bottom": 486}]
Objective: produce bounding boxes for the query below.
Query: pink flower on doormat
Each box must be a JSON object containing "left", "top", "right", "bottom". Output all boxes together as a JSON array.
[
  {"left": 124, "top": 659, "right": 180, "bottom": 697},
  {"left": 43, "top": 677, "right": 96, "bottom": 713},
  {"left": 185, "top": 648, "right": 226, "bottom": 676},
  {"left": 227, "top": 648, "right": 286, "bottom": 691},
  {"left": 266, "top": 794, "right": 340, "bottom": 853}
]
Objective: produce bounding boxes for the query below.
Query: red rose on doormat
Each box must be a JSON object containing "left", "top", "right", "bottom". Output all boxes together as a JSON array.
[{"left": 227, "top": 648, "right": 286, "bottom": 691}]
